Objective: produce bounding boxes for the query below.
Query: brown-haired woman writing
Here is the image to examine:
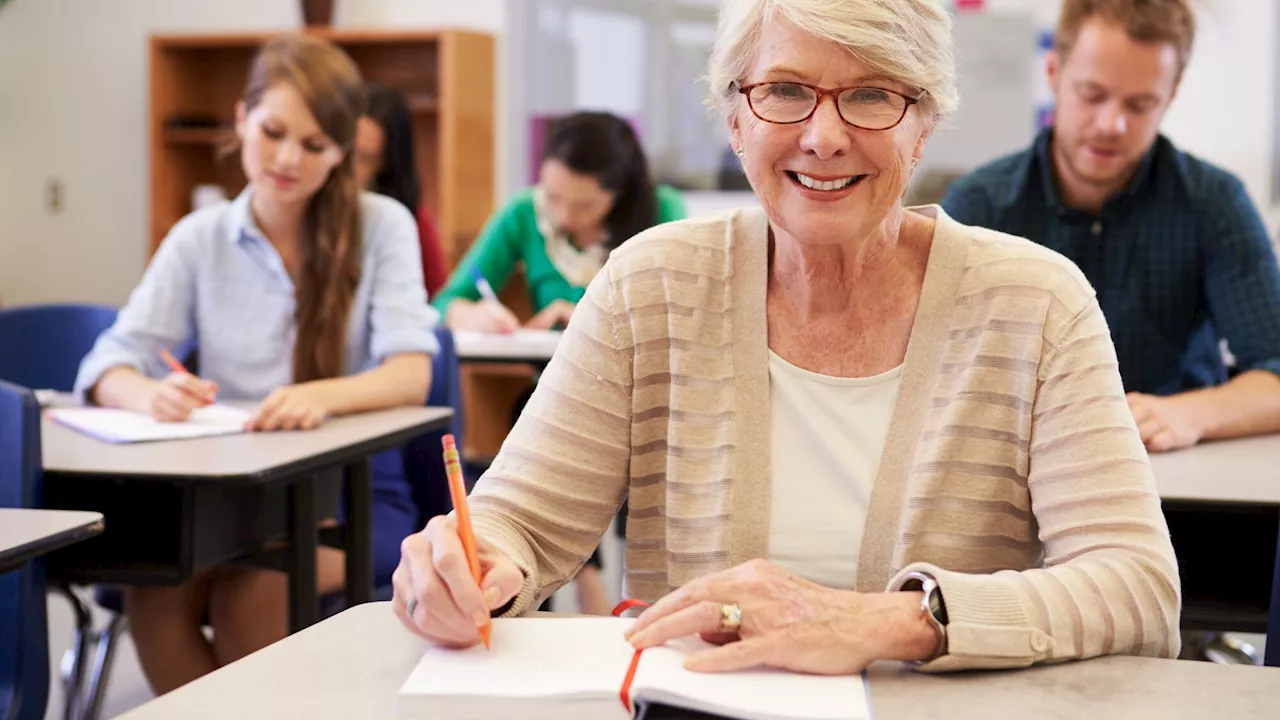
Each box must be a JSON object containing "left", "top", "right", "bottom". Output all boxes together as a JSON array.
[{"left": 74, "top": 34, "right": 439, "bottom": 693}]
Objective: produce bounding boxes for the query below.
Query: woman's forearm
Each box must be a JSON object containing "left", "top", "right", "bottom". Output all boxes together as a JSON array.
[
  {"left": 306, "top": 353, "right": 432, "bottom": 417},
  {"left": 91, "top": 366, "right": 158, "bottom": 412}
]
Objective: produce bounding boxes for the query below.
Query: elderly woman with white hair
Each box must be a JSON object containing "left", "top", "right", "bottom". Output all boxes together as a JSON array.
[{"left": 393, "top": 0, "right": 1181, "bottom": 673}]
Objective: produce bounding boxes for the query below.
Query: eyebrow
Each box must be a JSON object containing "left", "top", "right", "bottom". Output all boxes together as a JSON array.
[
  {"left": 1073, "top": 81, "right": 1161, "bottom": 104},
  {"left": 756, "top": 66, "right": 906, "bottom": 88}
]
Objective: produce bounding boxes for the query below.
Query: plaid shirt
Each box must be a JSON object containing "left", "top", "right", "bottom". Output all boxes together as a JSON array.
[{"left": 941, "top": 129, "right": 1280, "bottom": 395}]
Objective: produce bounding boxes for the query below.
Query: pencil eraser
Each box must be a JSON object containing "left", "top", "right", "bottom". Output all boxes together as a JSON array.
[{"left": 442, "top": 434, "right": 457, "bottom": 451}]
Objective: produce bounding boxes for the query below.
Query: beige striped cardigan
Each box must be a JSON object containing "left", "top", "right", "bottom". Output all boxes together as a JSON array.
[{"left": 469, "top": 205, "right": 1181, "bottom": 671}]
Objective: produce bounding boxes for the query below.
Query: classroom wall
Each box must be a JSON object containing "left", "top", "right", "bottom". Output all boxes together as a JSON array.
[
  {"left": 0, "top": 0, "right": 1274, "bottom": 307},
  {"left": 0, "top": 0, "right": 503, "bottom": 307}
]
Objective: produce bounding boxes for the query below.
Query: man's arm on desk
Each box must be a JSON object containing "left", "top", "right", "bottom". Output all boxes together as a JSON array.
[
  {"left": 1131, "top": 171, "right": 1280, "bottom": 452},
  {"left": 1129, "top": 371, "right": 1280, "bottom": 452}
]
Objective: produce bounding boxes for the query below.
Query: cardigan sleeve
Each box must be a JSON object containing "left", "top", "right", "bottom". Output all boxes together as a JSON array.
[
  {"left": 466, "top": 262, "right": 635, "bottom": 615},
  {"left": 889, "top": 299, "right": 1182, "bottom": 671}
]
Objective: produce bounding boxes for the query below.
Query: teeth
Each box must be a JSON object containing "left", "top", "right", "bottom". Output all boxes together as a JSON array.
[{"left": 796, "top": 173, "right": 856, "bottom": 191}]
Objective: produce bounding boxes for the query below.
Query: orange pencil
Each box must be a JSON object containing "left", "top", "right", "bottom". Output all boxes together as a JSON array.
[{"left": 443, "top": 433, "right": 491, "bottom": 649}]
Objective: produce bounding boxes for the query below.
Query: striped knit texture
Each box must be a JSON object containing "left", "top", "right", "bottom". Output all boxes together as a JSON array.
[{"left": 468, "top": 206, "right": 1182, "bottom": 670}]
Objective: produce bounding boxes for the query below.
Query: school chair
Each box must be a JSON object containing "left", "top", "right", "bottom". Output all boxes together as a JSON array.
[
  {"left": 0, "top": 303, "right": 117, "bottom": 392},
  {"left": 0, "top": 381, "right": 52, "bottom": 720},
  {"left": 0, "top": 303, "right": 122, "bottom": 720}
]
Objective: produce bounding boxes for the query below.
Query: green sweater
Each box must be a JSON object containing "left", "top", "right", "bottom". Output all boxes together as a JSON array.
[{"left": 432, "top": 185, "right": 687, "bottom": 313}]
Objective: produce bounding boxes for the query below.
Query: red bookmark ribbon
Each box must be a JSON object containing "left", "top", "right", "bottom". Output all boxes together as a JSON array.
[{"left": 612, "top": 599, "right": 651, "bottom": 713}]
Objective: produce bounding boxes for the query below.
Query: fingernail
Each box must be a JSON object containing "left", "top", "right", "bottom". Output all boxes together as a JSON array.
[{"left": 485, "top": 586, "right": 502, "bottom": 606}]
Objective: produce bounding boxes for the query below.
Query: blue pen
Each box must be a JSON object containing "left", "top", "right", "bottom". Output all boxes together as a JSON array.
[{"left": 471, "top": 267, "right": 499, "bottom": 303}]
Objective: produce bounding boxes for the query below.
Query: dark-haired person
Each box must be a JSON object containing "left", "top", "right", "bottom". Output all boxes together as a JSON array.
[
  {"left": 74, "top": 35, "right": 438, "bottom": 694},
  {"left": 433, "top": 111, "right": 687, "bottom": 333},
  {"left": 354, "top": 83, "right": 449, "bottom": 297}
]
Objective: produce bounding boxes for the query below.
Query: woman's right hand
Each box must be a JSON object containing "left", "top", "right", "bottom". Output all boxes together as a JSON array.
[
  {"left": 392, "top": 515, "right": 525, "bottom": 648},
  {"left": 148, "top": 372, "right": 218, "bottom": 422},
  {"left": 446, "top": 298, "right": 521, "bottom": 334}
]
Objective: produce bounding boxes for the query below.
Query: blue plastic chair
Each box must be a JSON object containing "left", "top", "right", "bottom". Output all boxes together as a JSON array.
[
  {"left": 0, "top": 380, "right": 51, "bottom": 720},
  {"left": 0, "top": 304, "right": 121, "bottom": 720},
  {"left": 0, "top": 304, "right": 117, "bottom": 392},
  {"left": 403, "top": 326, "right": 465, "bottom": 529}
]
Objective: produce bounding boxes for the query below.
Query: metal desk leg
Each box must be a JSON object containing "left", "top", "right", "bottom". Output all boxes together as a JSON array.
[
  {"left": 287, "top": 479, "right": 319, "bottom": 633},
  {"left": 344, "top": 459, "right": 374, "bottom": 608},
  {"left": 1266, "top": 518, "right": 1280, "bottom": 668}
]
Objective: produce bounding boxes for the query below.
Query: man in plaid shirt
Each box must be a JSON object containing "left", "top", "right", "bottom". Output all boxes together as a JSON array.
[{"left": 943, "top": 0, "right": 1280, "bottom": 453}]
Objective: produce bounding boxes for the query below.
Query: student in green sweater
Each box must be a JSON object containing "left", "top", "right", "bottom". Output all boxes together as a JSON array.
[{"left": 433, "top": 111, "right": 687, "bottom": 332}]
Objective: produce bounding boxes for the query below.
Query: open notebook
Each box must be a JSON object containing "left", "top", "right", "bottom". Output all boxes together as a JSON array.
[
  {"left": 395, "top": 617, "right": 871, "bottom": 720},
  {"left": 48, "top": 405, "right": 252, "bottom": 444}
]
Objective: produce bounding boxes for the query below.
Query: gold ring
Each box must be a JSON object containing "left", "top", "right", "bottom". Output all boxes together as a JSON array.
[{"left": 718, "top": 602, "right": 743, "bottom": 633}]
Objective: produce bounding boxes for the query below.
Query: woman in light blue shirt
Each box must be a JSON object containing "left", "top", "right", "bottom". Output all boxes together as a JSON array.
[{"left": 74, "top": 35, "right": 438, "bottom": 695}]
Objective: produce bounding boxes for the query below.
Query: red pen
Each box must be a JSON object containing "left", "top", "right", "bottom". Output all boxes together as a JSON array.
[{"left": 160, "top": 349, "right": 215, "bottom": 405}]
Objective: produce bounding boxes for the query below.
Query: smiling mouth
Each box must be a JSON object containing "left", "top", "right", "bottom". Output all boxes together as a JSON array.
[{"left": 786, "top": 171, "right": 867, "bottom": 192}]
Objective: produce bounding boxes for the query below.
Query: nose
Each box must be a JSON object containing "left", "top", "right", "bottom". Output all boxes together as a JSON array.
[
  {"left": 1096, "top": 102, "right": 1127, "bottom": 136},
  {"left": 275, "top": 139, "right": 303, "bottom": 169},
  {"left": 798, "top": 95, "right": 852, "bottom": 160}
]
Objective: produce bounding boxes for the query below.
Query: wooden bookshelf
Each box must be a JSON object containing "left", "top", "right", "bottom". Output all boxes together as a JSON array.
[{"left": 148, "top": 29, "right": 495, "bottom": 268}]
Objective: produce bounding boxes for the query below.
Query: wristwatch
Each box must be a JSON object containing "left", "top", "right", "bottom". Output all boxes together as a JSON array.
[{"left": 899, "top": 571, "right": 948, "bottom": 661}]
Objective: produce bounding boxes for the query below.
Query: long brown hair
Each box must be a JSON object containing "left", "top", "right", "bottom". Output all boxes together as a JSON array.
[{"left": 241, "top": 34, "right": 367, "bottom": 383}]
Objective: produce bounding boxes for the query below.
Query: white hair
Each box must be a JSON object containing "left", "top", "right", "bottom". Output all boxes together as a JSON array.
[{"left": 707, "top": 0, "right": 959, "bottom": 123}]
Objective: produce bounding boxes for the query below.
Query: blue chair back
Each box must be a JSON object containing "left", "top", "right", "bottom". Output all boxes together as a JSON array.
[
  {"left": 403, "top": 327, "right": 464, "bottom": 527},
  {"left": 0, "top": 304, "right": 117, "bottom": 392},
  {"left": 0, "top": 380, "right": 50, "bottom": 720}
]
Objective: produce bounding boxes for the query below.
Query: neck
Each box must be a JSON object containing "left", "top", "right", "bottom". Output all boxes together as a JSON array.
[
  {"left": 1049, "top": 136, "right": 1139, "bottom": 215},
  {"left": 769, "top": 207, "right": 928, "bottom": 318},
  {"left": 250, "top": 190, "right": 305, "bottom": 250}
]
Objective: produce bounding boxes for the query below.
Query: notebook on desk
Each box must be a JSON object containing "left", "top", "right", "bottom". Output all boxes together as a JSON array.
[
  {"left": 452, "top": 329, "right": 563, "bottom": 360},
  {"left": 394, "top": 617, "right": 871, "bottom": 720},
  {"left": 48, "top": 405, "right": 251, "bottom": 444}
]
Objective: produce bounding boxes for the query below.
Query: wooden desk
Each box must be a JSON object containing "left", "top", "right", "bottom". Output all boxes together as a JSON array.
[
  {"left": 115, "top": 601, "right": 1280, "bottom": 720},
  {"left": 1149, "top": 434, "right": 1280, "bottom": 666},
  {"left": 455, "top": 330, "right": 560, "bottom": 460},
  {"left": 0, "top": 509, "right": 103, "bottom": 575},
  {"left": 41, "top": 405, "right": 453, "bottom": 632}
]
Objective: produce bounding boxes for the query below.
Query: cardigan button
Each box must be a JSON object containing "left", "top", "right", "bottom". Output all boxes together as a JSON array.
[
  {"left": 1031, "top": 633, "right": 1053, "bottom": 653},
  {"left": 1091, "top": 221, "right": 1103, "bottom": 236}
]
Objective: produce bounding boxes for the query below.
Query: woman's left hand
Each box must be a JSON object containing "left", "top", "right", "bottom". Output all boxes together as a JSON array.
[
  {"left": 245, "top": 383, "right": 332, "bottom": 431},
  {"left": 624, "top": 559, "right": 936, "bottom": 675}
]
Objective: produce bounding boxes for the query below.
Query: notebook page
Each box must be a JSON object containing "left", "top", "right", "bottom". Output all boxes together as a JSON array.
[
  {"left": 453, "top": 329, "right": 563, "bottom": 359},
  {"left": 397, "top": 617, "right": 638, "bottom": 701},
  {"left": 49, "top": 405, "right": 251, "bottom": 444},
  {"left": 634, "top": 636, "right": 870, "bottom": 720}
]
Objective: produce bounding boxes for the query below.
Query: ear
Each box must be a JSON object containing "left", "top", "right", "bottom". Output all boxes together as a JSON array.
[
  {"left": 1046, "top": 50, "right": 1062, "bottom": 97},
  {"left": 913, "top": 122, "right": 933, "bottom": 163},
  {"left": 234, "top": 101, "right": 248, "bottom": 140},
  {"left": 726, "top": 108, "right": 744, "bottom": 158}
]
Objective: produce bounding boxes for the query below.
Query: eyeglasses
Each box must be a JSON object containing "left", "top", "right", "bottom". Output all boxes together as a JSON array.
[{"left": 734, "top": 82, "right": 921, "bottom": 131}]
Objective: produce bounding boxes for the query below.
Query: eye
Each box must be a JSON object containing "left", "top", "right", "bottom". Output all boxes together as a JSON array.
[
  {"left": 302, "top": 141, "right": 327, "bottom": 155},
  {"left": 262, "top": 124, "right": 285, "bottom": 140},
  {"left": 847, "top": 88, "right": 892, "bottom": 105},
  {"left": 766, "top": 82, "right": 809, "bottom": 99}
]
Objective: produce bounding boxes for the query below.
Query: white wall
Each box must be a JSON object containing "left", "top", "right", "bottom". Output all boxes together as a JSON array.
[{"left": 0, "top": 0, "right": 504, "bottom": 307}]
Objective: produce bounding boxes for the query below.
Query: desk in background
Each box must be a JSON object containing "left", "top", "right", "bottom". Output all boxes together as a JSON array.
[
  {"left": 115, "top": 601, "right": 1280, "bottom": 720},
  {"left": 0, "top": 509, "right": 102, "bottom": 575},
  {"left": 1149, "top": 434, "right": 1280, "bottom": 666},
  {"left": 41, "top": 404, "right": 453, "bottom": 632}
]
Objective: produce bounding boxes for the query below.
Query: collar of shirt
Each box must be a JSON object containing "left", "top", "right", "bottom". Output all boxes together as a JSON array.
[
  {"left": 1032, "top": 127, "right": 1160, "bottom": 221},
  {"left": 224, "top": 185, "right": 294, "bottom": 288}
]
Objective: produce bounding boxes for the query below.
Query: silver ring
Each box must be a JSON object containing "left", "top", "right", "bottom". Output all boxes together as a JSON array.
[{"left": 405, "top": 596, "right": 419, "bottom": 619}]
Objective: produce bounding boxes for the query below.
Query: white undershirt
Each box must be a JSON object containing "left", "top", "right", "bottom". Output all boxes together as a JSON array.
[{"left": 766, "top": 350, "right": 902, "bottom": 590}]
